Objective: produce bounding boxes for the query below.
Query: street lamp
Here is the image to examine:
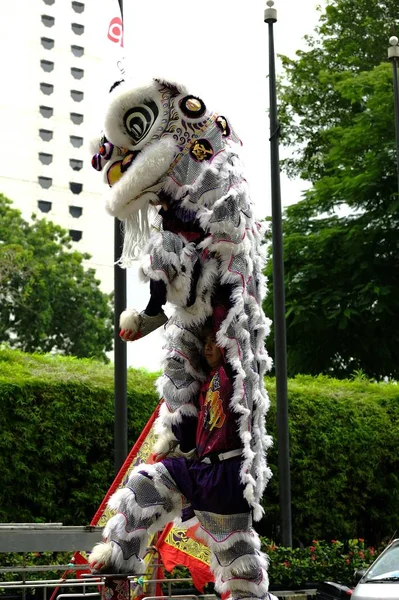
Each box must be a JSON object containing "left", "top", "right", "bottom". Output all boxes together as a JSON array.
[
  {"left": 264, "top": 0, "right": 292, "bottom": 547},
  {"left": 114, "top": 0, "right": 128, "bottom": 475},
  {"left": 388, "top": 35, "right": 399, "bottom": 198}
]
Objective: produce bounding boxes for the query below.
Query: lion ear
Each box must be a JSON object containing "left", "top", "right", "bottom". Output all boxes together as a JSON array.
[{"left": 154, "top": 78, "right": 187, "bottom": 96}]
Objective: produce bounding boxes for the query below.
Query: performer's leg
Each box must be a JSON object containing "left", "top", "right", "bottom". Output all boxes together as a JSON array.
[
  {"left": 194, "top": 510, "right": 270, "bottom": 600},
  {"left": 89, "top": 462, "right": 183, "bottom": 574}
]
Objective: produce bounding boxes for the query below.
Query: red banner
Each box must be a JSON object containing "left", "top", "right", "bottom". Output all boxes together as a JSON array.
[{"left": 157, "top": 523, "right": 213, "bottom": 593}]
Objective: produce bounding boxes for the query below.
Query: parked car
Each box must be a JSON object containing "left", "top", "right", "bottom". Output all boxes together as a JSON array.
[
  {"left": 352, "top": 538, "right": 399, "bottom": 599},
  {"left": 316, "top": 581, "right": 354, "bottom": 598}
]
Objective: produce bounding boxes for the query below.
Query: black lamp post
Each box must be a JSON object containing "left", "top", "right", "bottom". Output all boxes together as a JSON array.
[
  {"left": 264, "top": 0, "right": 292, "bottom": 547},
  {"left": 113, "top": 0, "right": 128, "bottom": 475},
  {"left": 388, "top": 35, "right": 399, "bottom": 198}
]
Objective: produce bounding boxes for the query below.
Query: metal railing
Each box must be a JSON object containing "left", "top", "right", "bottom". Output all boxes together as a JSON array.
[{"left": 0, "top": 524, "right": 317, "bottom": 599}]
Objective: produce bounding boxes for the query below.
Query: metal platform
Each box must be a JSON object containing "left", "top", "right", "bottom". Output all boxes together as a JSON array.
[{"left": 0, "top": 523, "right": 102, "bottom": 553}]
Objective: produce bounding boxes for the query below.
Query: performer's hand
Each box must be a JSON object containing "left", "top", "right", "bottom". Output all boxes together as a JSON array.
[
  {"left": 119, "top": 328, "right": 141, "bottom": 342},
  {"left": 150, "top": 450, "right": 168, "bottom": 463}
]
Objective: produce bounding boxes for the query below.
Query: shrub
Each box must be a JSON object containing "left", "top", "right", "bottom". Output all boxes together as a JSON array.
[
  {"left": 262, "top": 375, "right": 399, "bottom": 545},
  {"left": 0, "top": 348, "right": 159, "bottom": 525},
  {"left": 2, "top": 349, "right": 399, "bottom": 545},
  {"left": 262, "top": 537, "right": 381, "bottom": 588}
]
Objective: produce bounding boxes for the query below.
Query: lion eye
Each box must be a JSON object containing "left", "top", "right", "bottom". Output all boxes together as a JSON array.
[{"left": 123, "top": 100, "right": 159, "bottom": 145}]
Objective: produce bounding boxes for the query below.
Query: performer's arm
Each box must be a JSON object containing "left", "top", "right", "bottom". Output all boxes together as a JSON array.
[{"left": 171, "top": 413, "right": 197, "bottom": 453}]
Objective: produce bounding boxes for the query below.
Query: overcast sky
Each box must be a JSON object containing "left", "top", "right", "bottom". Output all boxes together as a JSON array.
[{"left": 103, "top": 0, "right": 326, "bottom": 371}]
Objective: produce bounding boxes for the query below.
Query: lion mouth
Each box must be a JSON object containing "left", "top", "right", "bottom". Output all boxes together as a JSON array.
[{"left": 106, "top": 151, "right": 140, "bottom": 188}]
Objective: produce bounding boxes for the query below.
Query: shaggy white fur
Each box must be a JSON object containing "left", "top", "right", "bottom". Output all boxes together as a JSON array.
[
  {"left": 91, "top": 78, "right": 274, "bottom": 596},
  {"left": 119, "top": 309, "right": 140, "bottom": 334},
  {"left": 88, "top": 541, "right": 113, "bottom": 569},
  {"left": 104, "top": 137, "right": 177, "bottom": 220}
]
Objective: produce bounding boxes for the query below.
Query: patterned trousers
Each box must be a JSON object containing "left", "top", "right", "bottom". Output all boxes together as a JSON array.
[{"left": 98, "top": 461, "right": 271, "bottom": 600}]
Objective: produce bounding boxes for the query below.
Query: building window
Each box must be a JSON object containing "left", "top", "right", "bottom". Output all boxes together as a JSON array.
[
  {"left": 41, "top": 15, "right": 55, "bottom": 27},
  {"left": 72, "top": 1, "right": 84, "bottom": 13},
  {"left": 69, "top": 229, "right": 82, "bottom": 242},
  {"left": 38, "top": 200, "right": 52, "bottom": 212},
  {"left": 70, "top": 182, "right": 83, "bottom": 194},
  {"left": 40, "top": 106, "right": 53, "bottom": 118},
  {"left": 71, "top": 67, "right": 84, "bottom": 80},
  {"left": 70, "top": 135, "right": 83, "bottom": 148},
  {"left": 70, "top": 158, "right": 83, "bottom": 171},
  {"left": 39, "top": 129, "right": 53, "bottom": 141},
  {"left": 41, "top": 37, "right": 54, "bottom": 50},
  {"left": 71, "top": 23, "right": 84, "bottom": 35},
  {"left": 71, "top": 44, "right": 84, "bottom": 57},
  {"left": 38, "top": 176, "right": 52, "bottom": 189},
  {"left": 39, "top": 152, "right": 53, "bottom": 165},
  {"left": 71, "top": 89, "right": 83, "bottom": 102},
  {"left": 40, "top": 83, "right": 54, "bottom": 95},
  {"left": 40, "top": 59, "right": 54, "bottom": 72},
  {"left": 69, "top": 205, "right": 83, "bottom": 218},
  {"left": 70, "top": 112, "right": 83, "bottom": 125}
]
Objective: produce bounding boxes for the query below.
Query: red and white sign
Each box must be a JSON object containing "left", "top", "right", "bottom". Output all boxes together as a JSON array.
[{"left": 107, "top": 15, "right": 124, "bottom": 47}]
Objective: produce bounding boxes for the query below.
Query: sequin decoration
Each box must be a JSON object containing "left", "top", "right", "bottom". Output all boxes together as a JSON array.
[
  {"left": 154, "top": 462, "right": 179, "bottom": 492},
  {"left": 117, "top": 498, "right": 155, "bottom": 532},
  {"left": 163, "top": 357, "right": 196, "bottom": 399},
  {"left": 209, "top": 196, "right": 241, "bottom": 228},
  {"left": 229, "top": 253, "right": 249, "bottom": 287},
  {"left": 195, "top": 510, "right": 252, "bottom": 542},
  {"left": 213, "top": 540, "right": 257, "bottom": 567},
  {"left": 223, "top": 563, "right": 263, "bottom": 585},
  {"left": 114, "top": 537, "right": 142, "bottom": 561},
  {"left": 126, "top": 473, "right": 165, "bottom": 508}
]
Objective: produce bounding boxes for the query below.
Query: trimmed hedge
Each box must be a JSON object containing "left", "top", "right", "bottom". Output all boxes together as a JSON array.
[
  {"left": 1, "top": 349, "right": 399, "bottom": 544},
  {"left": 0, "top": 348, "right": 159, "bottom": 525},
  {"left": 262, "top": 375, "right": 399, "bottom": 545}
]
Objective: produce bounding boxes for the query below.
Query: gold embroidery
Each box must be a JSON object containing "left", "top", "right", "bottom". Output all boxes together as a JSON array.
[
  {"left": 205, "top": 384, "right": 226, "bottom": 431},
  {"left": 191, "top": 141, "right": 213, "bottom": 161},
  {"left": 165, "top": 528, "right": 211, "bottom": 565}
]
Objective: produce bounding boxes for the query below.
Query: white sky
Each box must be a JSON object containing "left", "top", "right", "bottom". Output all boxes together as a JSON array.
[{"left": 104, "top": 0, "right": 326, "bottom": 371}]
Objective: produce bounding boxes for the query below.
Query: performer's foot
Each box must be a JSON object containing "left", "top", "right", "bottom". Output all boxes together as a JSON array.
[
  {"left": 119, "top": 309, "right": 167, "bottom": 342},
  {"left": 88, "top": 542, "right": 113, "bottom": 573}
]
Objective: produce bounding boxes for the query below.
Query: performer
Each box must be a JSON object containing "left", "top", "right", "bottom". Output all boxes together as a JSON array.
[
  {"left": 89, "top": 77, "right": 274, "bottom": 599},
  {"left": 90, "top": 319, "right": 272, "bottom": 600}
]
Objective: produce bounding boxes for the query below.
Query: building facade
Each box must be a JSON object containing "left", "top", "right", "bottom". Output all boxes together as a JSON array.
[{"left": 0, "top": 0, "right": 116, "bottom": 293}]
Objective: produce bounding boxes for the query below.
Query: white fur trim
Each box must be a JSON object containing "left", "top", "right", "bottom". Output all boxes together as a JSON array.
[
  {"left": 119, "top": 309, "right": 140, "bottom": 333},
  {"left": 88, "top": 542, "right": 113, "bottom": 568},
  {"left": 105, "top": 137, "right": 177, "bottom": 220}
]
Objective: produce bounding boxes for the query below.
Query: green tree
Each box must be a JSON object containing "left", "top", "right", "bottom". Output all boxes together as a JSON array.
[
  {"left": 264, "top": 0, "right": 399, "bottom": 379},
  {"left": 0, "top": 194, "right": 113, "bottom": 360},
  {"left": 279, "top": 0, "right": 398, "bottom": 181}
]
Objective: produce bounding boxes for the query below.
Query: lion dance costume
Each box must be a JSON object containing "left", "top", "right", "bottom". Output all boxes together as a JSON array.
[{"left": 89, "top": 78, "right": 274, "bottom": 600}]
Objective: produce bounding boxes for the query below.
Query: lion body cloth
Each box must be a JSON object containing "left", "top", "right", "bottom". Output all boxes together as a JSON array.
[{"left": 89, "top": 78, "right": 275, "bottom": 600}]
